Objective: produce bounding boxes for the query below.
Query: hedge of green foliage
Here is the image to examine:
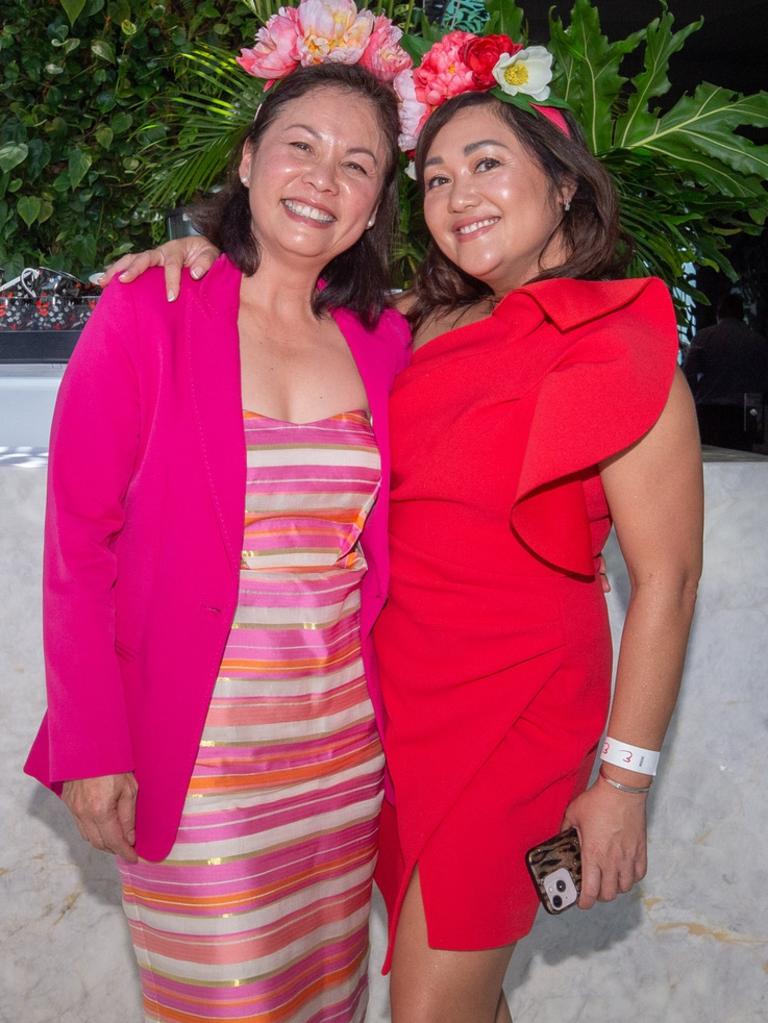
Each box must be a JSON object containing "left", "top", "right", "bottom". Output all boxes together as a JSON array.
[{"left": 0, "top": 0, "right": 254, "bottom": 279}]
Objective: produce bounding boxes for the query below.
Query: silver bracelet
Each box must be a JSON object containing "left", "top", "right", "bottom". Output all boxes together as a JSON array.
[{"left": 599, "top": 766, "right": 652, "bottom": 795}]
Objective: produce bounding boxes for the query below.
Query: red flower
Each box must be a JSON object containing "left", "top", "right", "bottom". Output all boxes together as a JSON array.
[{"left": 462, "top": 34, "right": 522, "bottom": 88}]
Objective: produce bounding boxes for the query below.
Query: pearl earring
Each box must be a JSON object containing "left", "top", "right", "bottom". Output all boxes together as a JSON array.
[
  {"left": 367, "top": 217, "right": 375, "bottom": 229},
  {"left": 241, "top": 176, "right": 249, "bottom": 186}
]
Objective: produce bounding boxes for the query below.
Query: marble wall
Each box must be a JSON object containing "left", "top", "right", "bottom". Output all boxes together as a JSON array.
[{"left": 2, "top": 459, "right": 767, "bottom": 1023}]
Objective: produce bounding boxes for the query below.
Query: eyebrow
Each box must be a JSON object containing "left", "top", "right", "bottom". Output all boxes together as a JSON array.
[
  {"left": 284, "top": 123, "right": 379, "bottom": 164},
  {"left": 424, "top": 138, "right": 511, "bottom": 168}
]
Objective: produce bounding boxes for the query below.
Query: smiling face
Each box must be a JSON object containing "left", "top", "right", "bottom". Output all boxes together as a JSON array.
[
  {"left": 421, "top": 104, "right": 574, "bottom": 296},
  {"left": 238, "top": 86, "right": 388, "bottom": 272}
]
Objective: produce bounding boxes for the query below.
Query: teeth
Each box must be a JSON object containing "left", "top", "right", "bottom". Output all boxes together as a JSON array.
[
  {"left": 283, "top": 199, "right": 335, "bottom": 223},
  {"left": 457, "top": 217, "right": 499, "bottom": 235}
]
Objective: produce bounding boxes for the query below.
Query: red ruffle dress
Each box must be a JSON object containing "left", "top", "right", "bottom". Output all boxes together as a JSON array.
[{"left": 373, "top": 277, "right": 679, "bottom": 969}]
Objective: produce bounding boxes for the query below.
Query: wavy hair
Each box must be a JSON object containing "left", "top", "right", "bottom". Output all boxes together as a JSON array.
[
  {"left": 192, "top": 64, "right": 401, "bottom": 329},
  {"left": 408, "top": 92, "right": 631, "bottom": 332}
]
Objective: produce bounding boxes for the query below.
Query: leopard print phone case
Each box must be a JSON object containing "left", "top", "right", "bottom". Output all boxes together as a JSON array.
[{"left": 525, "top": 827, "right": 582, "bottom": 914}]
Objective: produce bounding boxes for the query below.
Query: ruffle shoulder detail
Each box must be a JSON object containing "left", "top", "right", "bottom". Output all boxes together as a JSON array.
[{"left": 508, "top": 277, "right": 679, "bottom": 576}]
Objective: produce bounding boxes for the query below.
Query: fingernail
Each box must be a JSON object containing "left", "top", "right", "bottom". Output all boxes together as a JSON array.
[
  {"left": 167, "top": 289, "right": 175, "bottom": 302},
  {"left": 119, "top": 273, "right": 128, "bottom": 281},
  {"left": 191, "top": 267, "right": 202, "bottom": 279}
]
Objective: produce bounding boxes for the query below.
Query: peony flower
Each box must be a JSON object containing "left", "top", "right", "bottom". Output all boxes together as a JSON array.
[
  {"left": 237, "top": 5, "right": 301, "bottom": 80},
  {"left": 462, "top": 34, "right": 522, "bottom": 89},
  {"left": 297, "top": 0, "right": 374, "bottom": 66},
  {"left": 413, "top": 30, "right": 478, "bottom": 108},
  {"left": 492, "top": 45, "right": 553, "bottom": 102},
  {"left": 394, "top": 68, "right": 430, "bottom": 151},
  {"left": 359, "top": 15, "right": 412, "bottom": 83}
]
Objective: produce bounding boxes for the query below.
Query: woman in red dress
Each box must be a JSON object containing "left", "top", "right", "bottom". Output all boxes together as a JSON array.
[
  {"left": 107, "top": 59, "right": 703, "bottom": 1023},
  {"left": 372, "top": 86, "right": 702, "bottom": 1021}
]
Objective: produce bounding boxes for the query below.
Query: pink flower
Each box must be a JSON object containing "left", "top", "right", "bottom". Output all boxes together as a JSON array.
[
  {"left": 237, "top": 5, "right": 301, "bottom": 80},
  {"left": 297, "top": 0, "right": 374, "bottom": 66},
  {"left": 359, "top": 15, "right": 412, "bottom": 83},
  {"left": 394, "top": 69, "right": 430, "bottom": 151},
  {"left": 413, "top": 30, "right": 478, "bottom": 108}
]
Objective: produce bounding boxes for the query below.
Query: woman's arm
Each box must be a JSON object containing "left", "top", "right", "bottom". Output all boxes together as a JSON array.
[
  {"left": 563, "top": 368, "right": 703, "bottom": 906},
  {"left": 45, "top": 282, "right": 146, "bottom": 861},
  {"left": 99, "top": 237, "right": 220, "bottom": 299}
]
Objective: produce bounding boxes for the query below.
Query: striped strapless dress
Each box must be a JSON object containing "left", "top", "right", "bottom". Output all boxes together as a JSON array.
[{"left": 118, "top": 409, "right": 384, "bottom": 1023}]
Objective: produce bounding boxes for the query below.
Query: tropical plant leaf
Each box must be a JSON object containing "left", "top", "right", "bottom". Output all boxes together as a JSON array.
[
  {"left": 548, "top": 0, "right": 645, "bottom": 154},
  {"left": 0, "top": 142, "right": 28, "bottom": 174},
  {"left": 615, "top": 3, "right": 702, "bottom": 148},
  {"left": 620, "top": 83, "right": 768, "bottom": 198},
  {"left": 484, "top": 0, "right": 525, "bottom": 42},
  {"left": 17, "top": 196, "right": 42, "bottom": 227},
  {"left": 60, "top": 0, "right": 86, "bottom": 27}
]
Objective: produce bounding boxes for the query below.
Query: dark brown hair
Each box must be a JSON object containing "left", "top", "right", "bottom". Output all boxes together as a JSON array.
[
  {"left": 192, "top": 64, "right": 400, "bottom": 329},
  {"left": 408, "top": 91, "right": 631, "bottom": 331}
]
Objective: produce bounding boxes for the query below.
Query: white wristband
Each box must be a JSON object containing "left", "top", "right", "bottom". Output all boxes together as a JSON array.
[{"left": 600, "top": 737, "right": 660, "bottom": 776}]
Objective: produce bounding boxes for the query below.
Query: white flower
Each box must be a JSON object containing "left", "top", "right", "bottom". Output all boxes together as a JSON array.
[{"left": 492, "top": 46, "right": 553, "bottom": 102}]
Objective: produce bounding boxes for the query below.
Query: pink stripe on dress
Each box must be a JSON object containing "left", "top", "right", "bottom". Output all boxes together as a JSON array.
[{"left": 118, "top": 410, "right": 383, "bottom": 1022}]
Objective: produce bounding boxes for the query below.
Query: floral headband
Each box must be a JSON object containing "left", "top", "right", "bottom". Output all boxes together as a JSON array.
[
  {"left": 237, "top": 0, "right": 411, "bottom": 85},
  {"left": 235, "top": 2, "right": 567, "bottom": 155},
  {"left": 394, "top": 31, "right": 568, "bottom": 152}
]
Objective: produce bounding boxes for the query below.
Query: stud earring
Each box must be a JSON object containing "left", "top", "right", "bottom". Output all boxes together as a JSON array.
[
  {"left": 241, "top": 176, "right": 249, "bottom": 186},
  {"left": 367, "top": 217, "right": 375, "bottom": 229},
  {"left": 562, "top": 198, "right": 571, "bottom": 212}
]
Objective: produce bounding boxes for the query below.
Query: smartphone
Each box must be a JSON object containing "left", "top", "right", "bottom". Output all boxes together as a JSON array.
[{"left": 525, "top": 827, "right": 581, "bottom": 914}]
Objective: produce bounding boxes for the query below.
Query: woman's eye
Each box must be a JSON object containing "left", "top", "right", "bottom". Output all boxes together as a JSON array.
[
  {"left": 476, "top": 157, "right": 501, "bottom": 172},
  {"left": 345, "top": 161, "right": 368, "bottom": 175},
  {"left": 290, "top": 141, "right": 311, "bottom": 152},
  {"left": 426, "top": 174, "right": 449, "bottom": 190}
]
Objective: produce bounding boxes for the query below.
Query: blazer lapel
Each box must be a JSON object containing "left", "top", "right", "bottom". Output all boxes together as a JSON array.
[{"left": 186, "top": 255, "right": 246, "bottom": 571}]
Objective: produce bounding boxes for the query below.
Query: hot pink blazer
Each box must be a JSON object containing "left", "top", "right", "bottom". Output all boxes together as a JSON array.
[{"left": 24, "top": 254, "right": 411, "bottom": 861}]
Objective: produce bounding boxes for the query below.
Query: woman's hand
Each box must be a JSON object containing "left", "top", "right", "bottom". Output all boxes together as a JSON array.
[
  {"left": 597, "top": 553, "right": 611, "bottom": 594},
  {"left": 62, "top": 773, "right": 139, "bottom": 862},
  {"left": 561, "top": 777, "right": 648, "bottom": 908},
  {"left": 99, "top": 237, "right": 220, "bottom": 300}
]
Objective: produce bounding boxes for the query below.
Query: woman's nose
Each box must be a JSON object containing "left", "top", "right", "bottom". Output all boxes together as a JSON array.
[
  {"left": 448, "top": 174, "right": 479, "bottom": 211},
  {"left": 301, "top": 157, "right": 339, "bottom": 193}
]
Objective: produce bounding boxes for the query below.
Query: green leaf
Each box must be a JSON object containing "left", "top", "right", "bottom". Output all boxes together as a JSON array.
[
  {"left": 37, "top": 199, "right": 54, "bottom": 224},
  {"left": 617, "top": 5, "right": 702, "bottom": 148},
  {"left": 95, "top": 125, "right": 114, "bottom": 149},
  {"left": 68, "top": 148, "right": 92, "bottom": 187},
  {"left": 121, "top": 19, "right": 137, "bottom": 37},
  {"left": 17, "top": 195, "right": 42, "bottom": 227},
  {"left": 400, "top": 32, "right": 431, "bottom": 63},
  {"left": 60, "top": 0, "right": 86, "bottom": 27},
  {"left": 622, "top": 83, "right": 768, "bottom": 197},
  {"left": 91, "top": 39, "right": 116, "bottom": 63},
  {"left": 484, "top": 0, "right": 525, "bottom": 41},
  {"left": 548, "top": 0, "right": 645, "bottom": 153},
  {"left": 0, "top": 142, "right": 28, "bottom": 173},
  {"left": 111, "top": 111, "right": 133, "bottom": 134}
]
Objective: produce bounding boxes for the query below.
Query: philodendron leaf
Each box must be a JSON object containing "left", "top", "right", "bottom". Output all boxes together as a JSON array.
[
  {"left": 68, "top": 148, "right": 92, "bottom": 188},
  {"left": 17, "top": 196, "right": 42, "bottom": 227},
  {"left": 549, "top": 0, "right": 645, "bottom": 154},
  {"left": 0, "top": 142, "right": 29, "bottom": 173},
  {"left": 484, "top": 0, "right": 525, "bottom": 42},
  {"left": 616, "top": 4, "right": 703, "bottom": 148},
  {"left": 91, "top": 39, "right": 116, "bottom": 63},
  {"left": 622, "top": 83, "right": 768, "bottom": 198},
  {"left": 60, "top": 0, "right": 86, "bottom": 26}
]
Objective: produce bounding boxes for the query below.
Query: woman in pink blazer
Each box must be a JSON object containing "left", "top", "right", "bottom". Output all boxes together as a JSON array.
[{"left": 25, "top": 63, "right": 410, "bottom": 1023}]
